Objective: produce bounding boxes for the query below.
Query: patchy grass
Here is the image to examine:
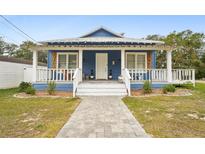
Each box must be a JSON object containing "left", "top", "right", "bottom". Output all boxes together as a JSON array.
[
  {"left": 0, "top": 88, "right": 80, "bottom": 138},
  {"left": 123, "top": 83, "right": 205, "bottom": 138}
]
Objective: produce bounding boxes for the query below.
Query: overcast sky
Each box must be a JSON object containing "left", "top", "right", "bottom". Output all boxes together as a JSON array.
[{"left": 0, "top": 15, "right": 205, "bottom": 44}]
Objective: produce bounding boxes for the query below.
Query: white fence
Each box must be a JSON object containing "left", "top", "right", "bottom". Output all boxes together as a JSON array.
[
  {"left": 128, "top": 69, "right": 195, "bottom": 84},
  {"left": 0, "top": 61, "right": 45, "bottom": 89}
]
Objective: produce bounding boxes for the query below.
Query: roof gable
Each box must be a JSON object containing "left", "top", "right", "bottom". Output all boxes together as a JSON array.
[{"left": 80, "top": 27, "right": 123, "bottom": 38}]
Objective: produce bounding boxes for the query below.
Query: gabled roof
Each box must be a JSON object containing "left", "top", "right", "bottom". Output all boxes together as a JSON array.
[
  {"left": 80, "top": 26, "right": 124, "bottom": 38},
  {"left": 40, "top": 27, "right": 165, "bottom": 46}
]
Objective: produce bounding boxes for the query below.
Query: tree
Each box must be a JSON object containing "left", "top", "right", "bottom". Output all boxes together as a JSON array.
[
  {"left": 163, "top": 30, "right": 204, "bottom": 69},
  {"left": 15, "top": 41, "right": 47, "bottom": 63},
  {"left": 4, "top": 43, "right": 18, "bottom": 56},
  {"left": 15, "top": 41, "right": 35, "bottom": 60},
  {"left": 147, "top": 30, "right": 204, "bottom": 69},
  {"left": 0, "top": 37, "right": 6, "bottom": 55}
]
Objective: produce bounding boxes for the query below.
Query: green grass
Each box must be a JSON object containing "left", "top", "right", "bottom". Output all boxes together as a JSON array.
[
  {"left": 123, "top": 83, "right": 205, "bottom": 138},
  {"left": 0, "top": 88, "right": 80, "bottom": 137}
]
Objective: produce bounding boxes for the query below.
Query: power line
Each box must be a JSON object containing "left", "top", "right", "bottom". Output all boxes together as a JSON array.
[
  {"left": 0, "top": 15, "right": 38, "bottom": 43},
  {"left": 0, "top": 20, "right": 32, "bottom": 42}
]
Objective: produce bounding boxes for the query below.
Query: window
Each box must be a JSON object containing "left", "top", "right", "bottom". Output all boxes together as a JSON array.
[
  {"left": 126, "top": 53, "right": 146, "bottom": 69},
  {"left": 58, "top": 54, "right": 67, "bottom": 68},
  {"left": 57, "top": 53, "right": 78, "bottom": 69},
  {"left": 68, "top": 54, "right": 77, "bottom": 69},
  {"left": 127, "top": 54, "right": 135, "bottom": 69},
  {"left": 137, "top": 55, "right": 145, "bottom": 69}
]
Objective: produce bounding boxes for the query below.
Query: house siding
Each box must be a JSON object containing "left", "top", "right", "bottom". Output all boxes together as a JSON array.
[
  {"left": 83, "top": 50, "right": 121, "bottom": 80},
  {"left": 131, "top": 82, "right": 167, "bottom": 90},
  {"left": 82, "top": 29, "right": 120, "bottom": 37},
  {"left": 33, "top": 83, "right": 73, "bottom": 91}
]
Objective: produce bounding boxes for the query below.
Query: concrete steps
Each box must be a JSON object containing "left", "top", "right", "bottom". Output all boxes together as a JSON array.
[{"left": 76, "top": 81, "right": 127, "bottom": 96}]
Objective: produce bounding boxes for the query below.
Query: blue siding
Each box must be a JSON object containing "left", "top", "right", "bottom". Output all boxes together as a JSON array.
[
  {"left": 131, "top": 83, "right": 167, "bottom": 90},
  {"left": 48, "top": 50, "right": 52, "bottom": 68},
  {"left": 83, "top": 51, "right": 121, "bottom": 80},
  {"left": 84, "top": 29, "right": 119, "bottom": 37},
  {"left": 33, "top": 83, "right": 73, "bottom": 91},
  {"left": 152, "top": 51, "right": 157, "bottom": 68}
]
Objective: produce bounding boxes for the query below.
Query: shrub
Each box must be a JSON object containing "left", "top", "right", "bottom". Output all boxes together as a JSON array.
[
  {"left": 47, "top": 81, "right": 56, "bottom": 95},
  {"left": 174, "top": 82, "right": 194, "bottom": 89},
  {"left": 163, "top": 84, "right": 175, "bottom": 94},
  {"left": 143, "top": 81, "right": 152, "bottom": 94},
  {"left": 18, "top": 82, "right": 32, "bottom": 92},
  {"left": 25, "top": 86, "right": 36, "bottom": 95}
]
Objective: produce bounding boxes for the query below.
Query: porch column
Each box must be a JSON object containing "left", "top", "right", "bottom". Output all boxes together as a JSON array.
[
  {"left": 167, "top": 50, "right": 172, "bottom": 83},
  {"left": 32, "top": 50, "right": 38, "bottom": 82},
  {"left": 121, "top": 49, "right": 125, "bottom": 74},
  {"left": 79, "top": 49, "right": 83, "bottom": 81}
]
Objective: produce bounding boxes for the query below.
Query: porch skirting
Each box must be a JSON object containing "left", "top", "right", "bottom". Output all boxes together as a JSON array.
[
  {"left": 32, "top": 81, "right": 168, "bottom": 92},
  {"left": 32, "top": 83, "right": 73, "bottom": 91},
  {"left": 131, "top": 82, "right": 168, "bottom": 90}
]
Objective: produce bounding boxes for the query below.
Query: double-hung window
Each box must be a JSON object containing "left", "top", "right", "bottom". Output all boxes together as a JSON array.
[
  {"left": 126, "top": 52, "right": 147, "bottom": 69},
  {"left": 57, "top": 53, "right": 78, "bottom": 69}
]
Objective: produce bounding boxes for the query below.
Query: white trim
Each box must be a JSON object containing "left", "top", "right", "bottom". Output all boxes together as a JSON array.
[
  {"left": 56, "top": 52, "right": 78, "bottom": 69},
  {"left": 95, "top": 53, "right": 108, "bottom": 80},
  {"left": 32, "top": 50, "right": 37, "bottom": 82},
  {"left": 125, "top": 52, "right": 147, "bottom": 69},
  {"left": 121, "top": 49, "right": 125, "bottom": 75},
  {"left": 167, "top": 50, "right": 172, "bottom": 82}
]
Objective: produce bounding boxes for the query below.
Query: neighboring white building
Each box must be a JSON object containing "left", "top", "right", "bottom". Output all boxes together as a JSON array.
[{"left": 0, "top": 56, "right": 46, "bottom": 89}]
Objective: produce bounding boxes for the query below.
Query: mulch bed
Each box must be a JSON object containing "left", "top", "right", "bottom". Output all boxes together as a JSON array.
[
  {"left": 14, "top": 91, "right": 73, "bottom": 98},
  {"left": 131, "top": 88, "right": 192, "bottom": 97}
]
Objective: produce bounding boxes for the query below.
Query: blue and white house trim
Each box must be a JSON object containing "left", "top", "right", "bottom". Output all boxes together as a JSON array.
[{"left": 31, "top": 27, "right": 195, "bottom": 96}]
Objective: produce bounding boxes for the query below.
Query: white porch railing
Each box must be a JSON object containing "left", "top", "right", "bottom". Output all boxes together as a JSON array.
[
  {"left": 128, "top": 69, "right": 168, "bottom": 82},
  {"left": 72, "top": 68, "right": 82, "bottom": 97},
  {"left": 122, "top": 68, "right": 131, "bottom": 96},
  {"left": 172, "top": 69, "right": 195, "bottom": 85},
  {"left": 36, "top": 68, "right": 76, "bottom": 82},
  {"left": 128, "top": 69, "right": 195, "bottom": 84}
]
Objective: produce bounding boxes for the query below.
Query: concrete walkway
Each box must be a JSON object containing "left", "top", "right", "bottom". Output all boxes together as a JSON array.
[{"left": 57, "top": 96, "right": 149, "bottom": 138}]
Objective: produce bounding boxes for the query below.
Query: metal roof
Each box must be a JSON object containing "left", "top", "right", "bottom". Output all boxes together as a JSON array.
[
  {"left": 40, "top": 27, "right": 165, "bottom": 46},
  {"left": 41, "top": 37, "right": 164, "bottom": 45}
]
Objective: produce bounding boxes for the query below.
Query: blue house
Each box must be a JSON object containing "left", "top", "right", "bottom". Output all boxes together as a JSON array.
[{"left": 30, "top": 27, "right": 195, "bottom": 96}]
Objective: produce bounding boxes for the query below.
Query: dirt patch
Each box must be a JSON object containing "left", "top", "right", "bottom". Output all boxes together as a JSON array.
[
  {"left": 14, "top": 91, "right": 73, "bottom": 98},
  {"left": 131, "top": 88, "right": 192, "bottom": 97}
]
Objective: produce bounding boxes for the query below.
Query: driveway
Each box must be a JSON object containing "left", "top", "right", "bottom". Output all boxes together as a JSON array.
[{"left": 57, "top": 96, "right": 149, "bottom": 138}]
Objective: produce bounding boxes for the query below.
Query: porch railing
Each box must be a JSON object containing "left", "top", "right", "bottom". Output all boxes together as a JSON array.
[
  {"left": 36, "top": 68, "right": 75, "bottom": 82},
  {"left": 172, "top": 69, "right": 195, "bottom": 85},
  {"left": 128, "top": 69, "right": 195, "bottom": 84},
  {"left": 122, "top": 68, "right": 131, "bottom": 96},
  {"left": 72, "top": 68, "right": 82, "bottom": 97}
]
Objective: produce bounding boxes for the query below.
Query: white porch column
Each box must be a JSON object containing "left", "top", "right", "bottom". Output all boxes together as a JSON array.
[
  {"left": 79, "top": 50, "right": 83, "bottom": 81},
  {"left": 32, "top": 50, "right": 38, "bottom": 82},
  {"left": 121, "top": 49, "right": 125, "bottom": 74},
  {"left": 167, "top": 50, "right": 172, "bottom": 83}
]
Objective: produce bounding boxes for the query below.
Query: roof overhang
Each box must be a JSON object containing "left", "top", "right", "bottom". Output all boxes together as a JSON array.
[{"left": 31, "top": 44, "right": 174, "bottom": 51}]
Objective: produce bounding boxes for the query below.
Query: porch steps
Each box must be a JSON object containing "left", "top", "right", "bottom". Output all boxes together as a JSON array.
[{"left": 76, "top": 81, "right": 127, "bottom": 96}]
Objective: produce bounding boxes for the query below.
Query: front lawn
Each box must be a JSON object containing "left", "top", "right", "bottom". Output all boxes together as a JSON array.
[
  {"left": 0, "top": 88, "right": 80, "bottom": 137},
  {"left": 123, "top": 83, "right": 205, "bottom": 137}
]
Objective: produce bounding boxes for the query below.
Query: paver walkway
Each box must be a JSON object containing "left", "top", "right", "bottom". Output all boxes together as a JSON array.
[{"left": 57, "top": 96, "right": 149, "bottom": 138}]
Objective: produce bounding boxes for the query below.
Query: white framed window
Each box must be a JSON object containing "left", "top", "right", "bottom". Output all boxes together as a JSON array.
[
  {"left": 126, "top": 52, "right": 147, "bottom": 69},
  {"left": 57, "top": 52, "right": 78, "bottom": 69}
]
